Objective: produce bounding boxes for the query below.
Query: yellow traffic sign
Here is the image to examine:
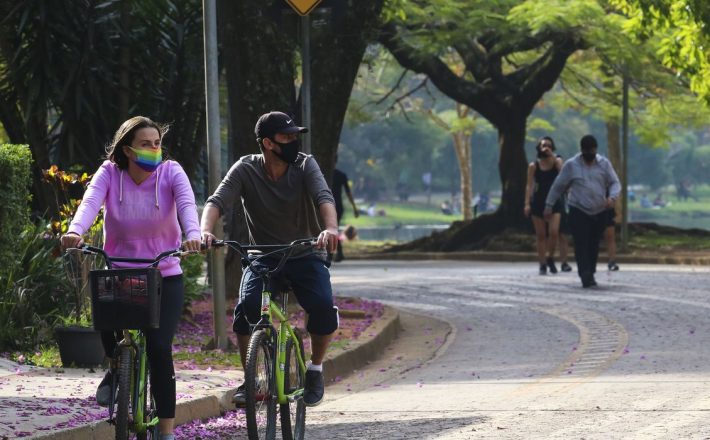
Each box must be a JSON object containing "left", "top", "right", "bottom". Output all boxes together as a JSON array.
[{"left": 285, "top": 0, "right": 323, "bottom": 16}]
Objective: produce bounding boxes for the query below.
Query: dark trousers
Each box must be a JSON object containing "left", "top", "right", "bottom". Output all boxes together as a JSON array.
[
  {"left": 569, "top": 207, "right": 607, "bottom": 282},
  {"left": 101, "top": 275, "right": 184, "bottom": 419}
]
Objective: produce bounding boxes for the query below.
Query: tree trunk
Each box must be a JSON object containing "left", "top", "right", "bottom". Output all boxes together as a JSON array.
[
  {"left": 219, "top": 0, "right": 298, "bottom": 298},
  {"left": 452, "top": 131, "right": 472, "bottom": 220},
  {"left": 495, "top": 118, "right": 528, "bottom": 228},
  {"left": 308, "top": 0, "right": 385, "bottom": 180}
]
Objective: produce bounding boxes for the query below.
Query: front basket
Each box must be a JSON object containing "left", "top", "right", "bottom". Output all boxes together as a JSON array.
[{"left": 90, "top": 268, "right": 162, "bottom": 330}]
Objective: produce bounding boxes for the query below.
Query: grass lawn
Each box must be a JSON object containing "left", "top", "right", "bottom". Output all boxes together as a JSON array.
[{"left": 342, "top": 201, "right": 463, "bottom": 228}]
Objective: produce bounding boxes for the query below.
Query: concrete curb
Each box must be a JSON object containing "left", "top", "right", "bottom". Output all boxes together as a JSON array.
[
  {"left": 31, "top": 305, "right": 401, "bottom": 440},
  {"left": 348, "top": 251, "right": 710, "bottom": 265}
]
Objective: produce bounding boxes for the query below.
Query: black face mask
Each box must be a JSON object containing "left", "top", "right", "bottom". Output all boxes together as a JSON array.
[
  {"left": 582, "top": 152, "right": 596, "bottom": 163},
  {"left": 537, "top": 148, "right": 551, "bottom": 159},
  {"left": 272, "top": 139, "right": 300, "bottom": 164}
]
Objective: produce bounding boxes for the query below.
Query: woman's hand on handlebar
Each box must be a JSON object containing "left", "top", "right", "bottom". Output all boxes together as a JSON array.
[
  {"left": 60, "top": 232, "right": 84, "bottom": 250},
  {"left": 182, "top": 238, "right": 202, "bottom": 253}
]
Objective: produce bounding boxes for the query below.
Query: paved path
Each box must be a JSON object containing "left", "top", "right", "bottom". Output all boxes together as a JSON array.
[{"left": 307, "top": 260, "right": 710, "bottom": 439}]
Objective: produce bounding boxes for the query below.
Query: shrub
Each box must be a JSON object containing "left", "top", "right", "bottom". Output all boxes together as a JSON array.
[
  {"left": 0, "top": 223, "right": 71, "bottom": 351},
  {"left": 181, "top": 253, "right": 207, "bottom": 309},
  {"left": 0, "top": 144, "right": 32, "bottom": 275}
]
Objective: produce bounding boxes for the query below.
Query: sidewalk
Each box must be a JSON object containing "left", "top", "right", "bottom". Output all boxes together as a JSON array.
[{"left": 0, "top": 306, "right": 400, "bottom": 439}]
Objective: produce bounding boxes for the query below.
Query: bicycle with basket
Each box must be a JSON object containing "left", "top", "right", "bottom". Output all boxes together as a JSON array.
[{"left": 73, "top": 244, "right": 188, "bottom": 440}]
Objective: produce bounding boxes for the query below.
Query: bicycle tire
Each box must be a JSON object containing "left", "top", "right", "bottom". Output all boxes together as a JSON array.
[
  {"left": 245, "top": 329, "right": 277, "bottom": 440},
  {"left": 280, "top": 332, "right": 306, "bottom": 440},
  {"left": 115, "top": 346, "right": 132, "bottom": 440}
]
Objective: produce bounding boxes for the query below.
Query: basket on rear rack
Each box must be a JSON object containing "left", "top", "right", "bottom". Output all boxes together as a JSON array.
[{"left": 90, "top": 268, "right": 162, "bottom": 330}]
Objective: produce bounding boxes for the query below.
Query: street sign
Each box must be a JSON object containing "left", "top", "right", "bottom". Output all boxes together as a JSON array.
[{"left": 285, "top": 0, "right": 323, "bottom": 16}]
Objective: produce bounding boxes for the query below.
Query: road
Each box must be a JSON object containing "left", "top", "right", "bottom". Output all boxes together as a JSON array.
[{"left": 303, "top": 260, "right": 710, "bottom": 439}]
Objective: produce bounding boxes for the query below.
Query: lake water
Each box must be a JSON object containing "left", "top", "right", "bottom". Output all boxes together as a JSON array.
[
  {"left": 356, "top": 225, "right": 451, "bottom": 242},
  {"left": 356, "top": 213, "right": 709, "bottom": 243}
]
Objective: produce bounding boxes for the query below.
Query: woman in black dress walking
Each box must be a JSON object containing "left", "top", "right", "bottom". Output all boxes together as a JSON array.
[{"left": 524, "top": 136, "right": 564, "bottom": 275}]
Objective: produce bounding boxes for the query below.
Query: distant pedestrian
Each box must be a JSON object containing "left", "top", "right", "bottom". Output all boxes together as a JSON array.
[
  {"left": 605, "top": 207, "right": 620, "bottom": 271},
  {"left": 545, "top": 134, "right": 621, "bottom": 288},
  {"left": 558, "top": 198, "right": 573, "bottom": 272},
  {"left": 524, "top": 136, "right": 564, "bottom": 275},
  {"left": 331, "top": 160, "right": 359, "bottom": 262}
]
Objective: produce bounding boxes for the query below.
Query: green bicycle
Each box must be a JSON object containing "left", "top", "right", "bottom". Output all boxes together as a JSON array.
[
  {"left": 77, "top": 245, "right": 188, "bottom": 440},
  {"left": 211, "top": 238, "right": 315, "bottom": 440}
]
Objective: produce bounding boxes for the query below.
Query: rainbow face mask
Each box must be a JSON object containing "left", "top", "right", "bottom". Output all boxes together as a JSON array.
[{"left": 129, "top": 147, "right": 162, "bottom": 172}]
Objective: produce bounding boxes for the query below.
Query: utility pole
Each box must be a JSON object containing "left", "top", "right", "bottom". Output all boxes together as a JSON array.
[
  {"left": 203, "top": 0, "right": 227, "bottom": 349},
  {"left": 621, "top": 69, "right": 630, "bottom": 252},
  {"left": 300, "top": 14, "right": 312, "bottom": 153}
]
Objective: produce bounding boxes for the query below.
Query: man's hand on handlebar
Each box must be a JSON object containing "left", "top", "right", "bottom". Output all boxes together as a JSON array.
[
  {"left": 316, "top": 228, "right": 339, "bottom": 254},
  {"left": 201, "top": 230, "right": 217, "bottom": 248},
  {"left": 60, "top": 232, "right": 84, "bottom": 250}
]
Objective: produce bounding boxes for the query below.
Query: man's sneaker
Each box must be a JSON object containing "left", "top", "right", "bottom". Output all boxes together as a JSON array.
[
  {"left": 95, "top": 370, "right": 113, "bottom": 407},
  {"left": 560, "top": 262, "right": 572, "bottom": 272},
  {"left": 546, "top": 257, "right": 558, "bottom": 274},
  {"left": 539, "top": 263, "right": 547, "bottom": 275},
  {"left": 303, "top": 370, "right": 324, "bottom": 407},
  {"left": 232, "top": 383, "right": 247, "bottom": 408},
  {"left": 582, "top": 275, "right": 598, "bottom": 288},
  {"left": 608, "top": 261, "right": 619, "bottom": 271}
]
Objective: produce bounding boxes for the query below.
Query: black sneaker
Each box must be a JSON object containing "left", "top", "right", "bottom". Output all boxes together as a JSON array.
[
  {"left": 560, "top": 262, "right": 572, "bottom": 272},
  {"left": 303, "top": 370, "right": 324, "bottom": 407},
  {"left": 95, "top": 370, "right": 113, "bottom": 407},
  {"left": 608, "top": 261, "right": 619, "bottom": 271},
  {"left": 539, "top": 263, "right": 547, "bottom": 275},
  {"left": 547, "top": 258, "right": 558, "bottom": 274},
  {"left": 232, "top": 383, "right": 247, "bottom": 408},
  {"left": 582, "top": 275, "right": 598, "bottom": 288}
]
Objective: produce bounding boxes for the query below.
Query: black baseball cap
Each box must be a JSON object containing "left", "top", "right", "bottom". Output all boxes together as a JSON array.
[{"left": 255, "top": 111, "right": 308, "bottom": 140}]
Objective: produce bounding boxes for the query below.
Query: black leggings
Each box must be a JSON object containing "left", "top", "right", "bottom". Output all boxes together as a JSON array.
[{"left": 101, "top": 275, "right": 184, "bottom": 419}]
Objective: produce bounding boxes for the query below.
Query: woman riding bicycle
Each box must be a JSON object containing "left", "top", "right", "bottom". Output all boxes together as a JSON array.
[{"left": 60, "top": 116, "right": 201, "bottom": 440}]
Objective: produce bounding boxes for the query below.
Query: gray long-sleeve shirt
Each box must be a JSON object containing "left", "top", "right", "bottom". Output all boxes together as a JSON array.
[
  {"left": 206, "top": 152, "right": 335, "bottom": 254},
  {"left": 545, "top": 153, "right": 621, "bottom": 216}
]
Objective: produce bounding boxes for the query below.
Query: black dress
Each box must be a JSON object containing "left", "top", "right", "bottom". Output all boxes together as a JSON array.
[{"left": 531, "top": 160, "right": 563, "bottom": 218}]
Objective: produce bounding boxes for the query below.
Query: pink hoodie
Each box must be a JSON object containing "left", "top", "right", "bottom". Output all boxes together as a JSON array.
[{"left": 68, "top": 160, "right": 201, "bottom": 276}]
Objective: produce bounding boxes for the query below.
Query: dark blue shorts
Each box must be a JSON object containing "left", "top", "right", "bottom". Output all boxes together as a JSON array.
[{"left": 233, "top": 255, "right": 338, "bottom": 336}]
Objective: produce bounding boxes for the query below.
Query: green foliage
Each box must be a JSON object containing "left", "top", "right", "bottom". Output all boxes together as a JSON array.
[
  {"left": 0, "top": 223, "right": 70, "bottom": 351},
  {"left": 181, "top": 253, "right": 206, "bottom": 306},
  {"left": 611, "top": 0, "right": 710, "bottom": 102},
  {"left": 0, "top": 144, "right": 32, "bottom": 276},
  {"left": 41, "top": 165, "right": 99, "bottom": 237}
]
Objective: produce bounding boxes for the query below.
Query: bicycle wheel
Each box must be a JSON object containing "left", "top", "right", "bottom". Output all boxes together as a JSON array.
[
  {"left": 280, "top": 332, "right": 306, "bottom": 440},
  {"left": 245, "top": 329, "right": 277, "bottom": 440},
  {"left": 115, "top": 346, "right": 133, "bottom": 440}
]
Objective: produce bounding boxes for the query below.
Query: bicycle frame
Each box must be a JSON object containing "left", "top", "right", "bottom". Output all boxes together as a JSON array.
[{"left": 257, "top": 290, "right": 307, "bottom": 405}]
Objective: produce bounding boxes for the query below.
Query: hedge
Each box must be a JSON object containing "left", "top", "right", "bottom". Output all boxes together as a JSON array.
[{"left": 0, "top": 144, "right": 32, "bottom": 274}]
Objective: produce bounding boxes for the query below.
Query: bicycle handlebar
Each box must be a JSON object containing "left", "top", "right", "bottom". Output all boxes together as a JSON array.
[
  {"left": 211, "top": 238, "right": 317, "bottom": 279},
  {"left": 70, "top": 245, "right": 191, "bottom": 269}
]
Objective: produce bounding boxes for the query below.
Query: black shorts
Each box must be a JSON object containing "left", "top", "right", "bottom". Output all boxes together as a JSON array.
[
  {"left": 531, "top": 198, "right": 563, "bottom": 218},
  {"left": 606, "top": 208, "right": 616, "bottom": 227},
  {"left": 233, "top": 255, "right": 339, "bottom": 336}
]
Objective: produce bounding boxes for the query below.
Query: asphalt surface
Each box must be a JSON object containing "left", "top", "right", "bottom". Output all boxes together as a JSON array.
[
  {"left": 304, "top": 260, "right": 710, "bottom": 439},
  {"left": 5, "top": 258, "right": 710, "bottom": 439}
]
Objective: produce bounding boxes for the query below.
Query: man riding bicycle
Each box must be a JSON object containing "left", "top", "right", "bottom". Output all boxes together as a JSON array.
[{"left": 200, "top": 111, "right": 339, "bottom": 407}]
